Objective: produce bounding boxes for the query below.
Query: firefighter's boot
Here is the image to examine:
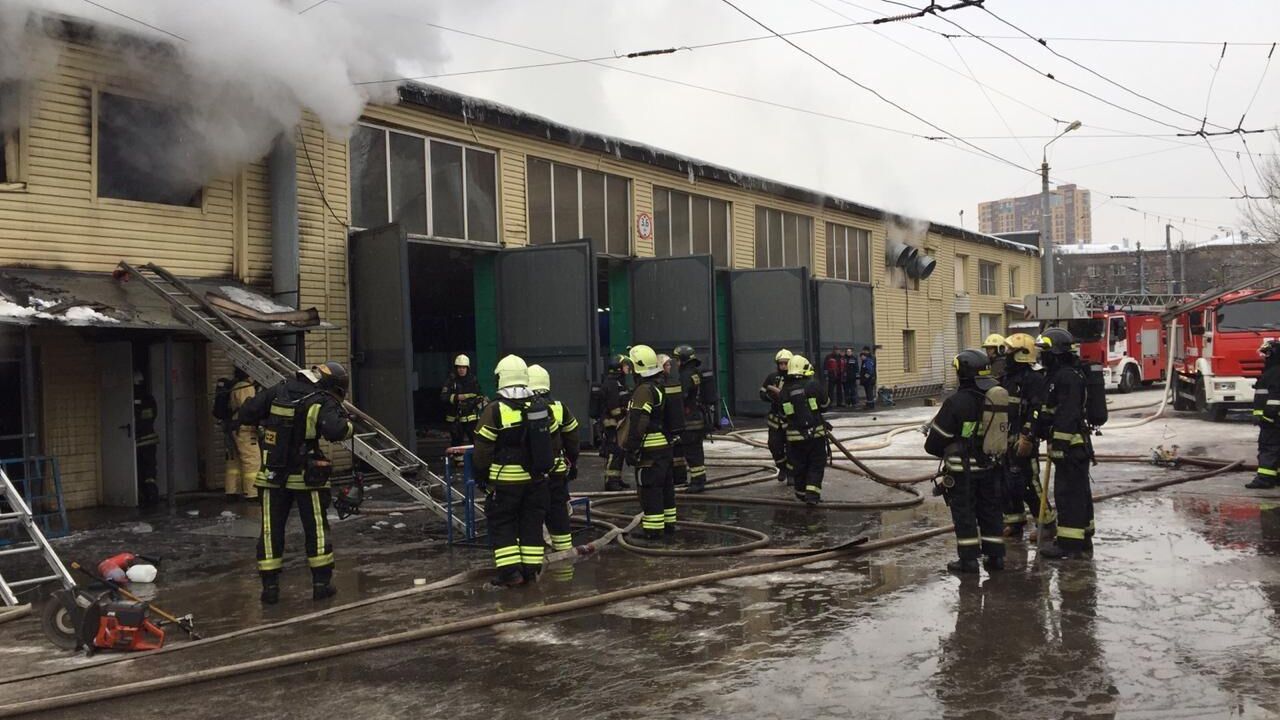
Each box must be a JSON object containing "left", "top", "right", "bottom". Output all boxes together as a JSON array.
[
  {"left": 947, "top": 559, "right": 980, "bottom": 574},
  {"left": 984, "top": 555, "right": 1005, "bottom": 572},
  {"left": 1038, "top": 542, "right": 1085, "bottom": 561},
  {"left": 260, "top": 572, "right": 280, "bottom": 605},
  {"left": 1245, "top": 475, "right": 1276, "bottom": 490},
  {"left": 311, "top": 567, "right": 337, "bottom": 601}
]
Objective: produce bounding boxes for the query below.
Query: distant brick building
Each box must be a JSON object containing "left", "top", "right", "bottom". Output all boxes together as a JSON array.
[
  {"left": 979, "top": 184, "right": 1092, "bottom": 245},
  {"left": 1055, "top": 237, "right": 1279, "bottom": 295}
]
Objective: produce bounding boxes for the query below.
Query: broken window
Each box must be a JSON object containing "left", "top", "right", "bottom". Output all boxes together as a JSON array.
[
  {"left": 653, "top": 187, "right": 731, "bottom": 267},
  {"left": 0, "top": 82, "right": 18, "bottom": 184},
  {"left": 526, "top": 157, "right": 631, "bottom": 255},
  {"left": 96, "top": 92, "right": 203, "bottom": 207},
  {"left": 754, "top": 206, "right": 812, "bottom": 270},
  {"left": 348, "top": 123, "right": 498, "bottom": 242}
]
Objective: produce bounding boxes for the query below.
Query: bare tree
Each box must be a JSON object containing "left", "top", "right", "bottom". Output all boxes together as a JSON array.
[{"left": 1243, "top": 131, "right": 1280, "bottom": 256}]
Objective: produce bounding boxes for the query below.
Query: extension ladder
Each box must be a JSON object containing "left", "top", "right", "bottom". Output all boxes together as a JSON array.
[
  {"left": 0, "top": 467, "right": 74, "bottom": 606},
  {"left": 116, "top": 261, "right": 476, "bottom": 532}
]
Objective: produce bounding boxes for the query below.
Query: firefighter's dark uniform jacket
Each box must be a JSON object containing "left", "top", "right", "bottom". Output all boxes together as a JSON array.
[
  {"left": 1002, "top": 363, "right": 1045, "bottom": 441},
  {"left": 680, "top": 363, "right": 705, "bottom": 432},
  {"left": 238, "top": 377, "right": 353, "bottom": 490},
  {"left": 548, "top": 398, "right": 581, "bottom": 475},
  {"left": 926, "top": 380, "right": 1005, "bottom": 560},
  {"left": 544, "top": 394, "right": 581, "bottom": 553},
  {"left": 780, "top": 377, "right": 829, "bottom": 441},
  {"left": 1253, "top": 356, "right": 1280, "bottom": 483},
  {"left": 624, "top": 380, "right": 672, "bottom": 459},
  {"left": 441, "top": 373, "right": 484, "bottom": 426},
  {"left": 759, "top": 370, "right": 788, "bottom": 430},
  {"left": 134, "top": 392, "right": 159, "bottom": 449},
  {"left": 1037, "top": 357, "right": 1093, "bottom": 549},
  {"left": 472, "top": 397, "right": 542, "bottom": 484},
  {"left": 925, "top": 385, "right": 991, "bottom": 472},
  {"left": 625, "top": 378, "right": 676, "bottom": 532},
  {"left": 1038, "top": 360, "right": 1088, "bottom": 457},
  {"left": 602, "top": 372, "right": 631, "bottom": 431},
  {"left": 1000, "top": 362, "right": 1049, "bottom": 526}
]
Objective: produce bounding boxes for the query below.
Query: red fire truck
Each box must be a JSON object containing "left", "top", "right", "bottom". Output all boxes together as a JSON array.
[
  {"left": 1169, "top": 287, "right": 1280, "bottom": 421},
  {"left": 1067, "top": 309, "right": 1168, "bottom": 393}
]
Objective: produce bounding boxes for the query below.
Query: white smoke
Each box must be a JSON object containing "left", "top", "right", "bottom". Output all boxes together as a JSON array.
[
  {"left": 886, "top": 213, "right": 930, "bottom": 249},
  {"left": 1, "top": 0, "right": 447, "bottom": 183}
]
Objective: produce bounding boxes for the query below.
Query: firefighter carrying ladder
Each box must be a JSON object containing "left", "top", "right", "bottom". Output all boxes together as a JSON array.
[
  {"left": 115, "top": 261, "right": 477, "bottom": 533},
  {"left": 0, "top": 466, "right": 75, "bottom": 608}
]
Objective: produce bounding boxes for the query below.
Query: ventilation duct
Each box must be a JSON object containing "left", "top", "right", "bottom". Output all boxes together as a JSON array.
[
  {"left": 885, "top": 240, "right": 918, "bottom": 268},
  {"left": 906, "top": 254, "right": 937, "bottom": 280}
]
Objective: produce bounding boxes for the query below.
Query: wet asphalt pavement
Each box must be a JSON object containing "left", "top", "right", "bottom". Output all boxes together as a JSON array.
[{"left": 3, "top": 389, "right": 1280, "bottom": 719}]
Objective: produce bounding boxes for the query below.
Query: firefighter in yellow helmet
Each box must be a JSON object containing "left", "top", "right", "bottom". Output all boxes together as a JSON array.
[
  {"left": 780, "top": 355, "right": 830, "bottom": 505},
  {"left": 999, "top": 333, "right": 1054, "bottom": 539},
  {"left": 527, "top": 364, "right": 581, "bottom": 557},
  {"left": 441, "top": 353, "right": 485, "bottom": 448},
  {"left": 473, "top": 355, "right": 555, "bottom": 586},
  {"left": 760, "top": 349, "right": 794, "bottom": 484},
  {"left": 621, "top": 344, "right": 678, "bottom": 540},
  {"left": 982, "top": 333, "right": 1008, "bottom": 380},
  {"left": 237, "top": 361, "right": 354, "bottom": 604}
]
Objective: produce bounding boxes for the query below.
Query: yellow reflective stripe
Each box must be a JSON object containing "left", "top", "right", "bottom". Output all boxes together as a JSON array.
[
  {"left": 961, "top": 421, "right": 977, "bottom": 438},
  {"left": 1003, "top": 513, "right": 1026, "bottom": 524},
  {"left": 305, "top": 402, "right": 321, "bottom": 440},
  {"left": 549, "top": 534, "right": 573, "bottom": 551},
  {"left": 311, "top": 492, "right": 326, "bottom": 563},
  {"left": 1052, "top": 431, "right": 1085, "bottom": 445},
  {"left": 494, "top": 545, "right": 521, "bottom": 567},
  {"left": 663, "top": 508, "right": 677, "bottom": 522},
  {"left": 1057, "top": 526, "right": 1087, "bottom": 540},
  {"left": 804, "top": 485, "right": 821, "bottom": 493},
  {"left": 642, "top": 513, "right": 665, "bottom": 529},
  {"left": 808, "top": 397, "right": 818, "bottom": 410},
  {"left": 643, "top": 433, "right": 669, "bottom": 448},
  {"left": 781, "top": 402, "right": 794, "bottom": 415},
  {"left": 308, "top": 552, "right": 334, "bottom": 568},
  {"left": 980, "top": 536, "right": 1005, "bottom": 545},
  {"left": 498, "top": 403, "right": 522, "bottom": 426},
  {"left": 269, "top": 404, "right": 294, "bottom": 417},
  {"left": 260, "top": 491, "right": 273, "bottom": 564},
  {"left": 563, "top": 417, "right": 580, "bottom": 432},
  {"left": 490, "top": 464, "right": 532, "bottom": 481},
  {"left": 930, "top": 422, "right": 954, "bottom": 438},
  {"left": 956, "top": 538, "right": 981, "bottom": 546},
  {"left": 1259, "top": 467, "right": 1277, "bottom": 477}
]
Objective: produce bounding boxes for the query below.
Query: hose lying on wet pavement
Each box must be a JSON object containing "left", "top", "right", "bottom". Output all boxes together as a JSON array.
[{"left": 0, "top": 455, "right": 1248, "bottom": 717}]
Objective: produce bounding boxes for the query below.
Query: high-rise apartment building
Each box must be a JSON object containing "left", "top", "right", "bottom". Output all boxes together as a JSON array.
[{"left": 978, "top": 184, "right": 1091, "bottom": 245}]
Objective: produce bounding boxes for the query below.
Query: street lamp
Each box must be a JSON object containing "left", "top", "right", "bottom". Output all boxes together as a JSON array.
[{"left": 1041, "top": 120, "right": 1082, "bottom": 293}]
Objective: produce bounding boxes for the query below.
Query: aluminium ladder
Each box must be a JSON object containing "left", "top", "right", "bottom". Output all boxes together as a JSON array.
[
  {"left": 0, "top": 467, "right": 74, "bottom": 607},
  {"left": 116, "top": 261, "right": 475, "bottom": 532}
]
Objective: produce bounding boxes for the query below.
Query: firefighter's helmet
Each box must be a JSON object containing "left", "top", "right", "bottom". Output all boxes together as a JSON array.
[
  {"left": 953, "top": 349, "right": 990, "bottom": 381},
  {"left": 982, "top": 333, "right": 1007, "bottom": 355},
  {"left": 774, "top": 348, "right": 794, "bottom": 365},
  {"left": 495, "top": 354, "right": 529, "bottom": 389},
  {"left": 607, "top": 353, "right": 630, "bottom": 373},
  {"left": 527, "top": 364, "right": 551, "bottom": 394},
  {"left": 1036, "top": 327, "right": 1077, "bottom": 356},
  {"left": 629, "top": 345, "right": 662, "bottom": 378},
  {"left": 673, "top": 344, "right": 697, "bottom": 364},
  {"left": 787, "top": 354, "right": 815, "bottom": 377},
  {"left": 453, "top": 354, "right": 471, "bottom": 368},
  {"left": 311, "top": 361, "right": 350, "bottom": 398},
  {"left": 1004, "top": 333, "right": 1039, "bottom": 365}
]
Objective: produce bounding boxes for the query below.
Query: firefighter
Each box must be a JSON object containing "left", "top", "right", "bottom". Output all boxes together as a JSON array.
[
  {"left": 1246, "top": 339, "right": 1280, "bottom": 489},
  {"left": 224, "top": 368, "right": 261, "bottom": 500},
  {"left": 1000, "top": 333, "right": 1054, "bottom": 538},
  {"left": 781, "top": 355, "right": 830, "bottom": 505},
  {"left": 238, "top": 361, "right": 354, "bottom": 604},
  {"left": 925, "top": 349, "right": 1006, "bottom": 574},
  {"left": 600, "top": 354, "right": 633, "bottom": 492},
  {"left": 982, "top": 333, "right": 1007, "bottom": 380},
  {"left": 760, "top": 349, "right": 794, "bottom": 484},
  {"left": 528, "top": 364, "right": 581, "bottom": 555},
  {"left": 660, "top": 353, "right": 689, "bottom": 488},
  {"left": 1035, "top": 328, "right": 1094, "bottom": 560},
  {"left": 622, "top": 344, "right": 677, "bottom": 540},
  {"left": 672, "top": 345, "right": 709, "bottom": 493},
  {"left": 133, "top": 371, "right": 160, "bottom": 509},
  {"left": 441, "top": 354, "right": 484, "bottom": 448},
  {"left": 473, "top": 355, "right": 555, "bottom": 587}
]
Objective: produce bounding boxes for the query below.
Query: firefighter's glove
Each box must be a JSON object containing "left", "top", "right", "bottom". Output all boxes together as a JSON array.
[
  {"left": 567, "top": 465, "right": 579, "bottom": 482},
  {"left": 1015, "top": 434, "right": 1036, "bottom": 459}
]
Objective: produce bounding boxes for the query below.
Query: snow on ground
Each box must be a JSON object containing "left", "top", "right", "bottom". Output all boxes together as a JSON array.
[{"left": 218, "top": 286, "right": 295, "bottom": 314}]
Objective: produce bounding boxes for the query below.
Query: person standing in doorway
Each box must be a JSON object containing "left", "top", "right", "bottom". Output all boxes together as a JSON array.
[
  {"left": 843, "top": 347, "right": 858, "bottom": 407},
  {"left": 133, "top": 371, "right": 160, "bottom": 509},
  {"left": 442, "top": 354, "right": 485, "bottom": 448},
  {"left": 823, "top": 347, "right": 844, "bottom": 408},
  {"left": 600, "top": 354, "right": 633, "bottom": 492},
  {"left": 859, "top": 346, "right": 878, "bottom": 410},
  {"left": 224, "top": 368, "right": 260, "bottom": 500}
]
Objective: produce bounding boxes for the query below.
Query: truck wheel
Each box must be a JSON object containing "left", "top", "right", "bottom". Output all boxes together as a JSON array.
[
  {"left": 1195, "top": 377, "right": 1209, "bottom": 414},
  {"left": 1118, "top": 366, "right": 1139, "bottom": 394},
  {"left": 1173, "top": 377, "right": 1194, "bottom": 411}
]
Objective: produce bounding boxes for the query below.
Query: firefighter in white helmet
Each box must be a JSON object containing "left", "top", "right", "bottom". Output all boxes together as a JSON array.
[{"left": 441, "top": 353, "right": 485, "bottom": 448}]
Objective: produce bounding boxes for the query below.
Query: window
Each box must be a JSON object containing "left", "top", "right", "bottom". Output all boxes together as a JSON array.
[
  {"left": 754, "top": 207, "right": 812, "bottom": 269},
  {"left": 653, "top": 187, "right": 732, "bottom": 267},
  {"left": 902, "top": 330, "right": 917, "bottom": 373},
  {"left": 349, "top": 123, "right": 498, "bottom": 243},
  {"left": 978, "top": 261, "right": 998, "bottom": 295},
  {"left": 97, "top": 92, "right": 202, "bottom": 207},
  {"left": 955, "top": 313, "right": 969, "bottom": 350},
  {"left": 0, "top": 82, "right": 19, "bottom": 184},
  {"left": 526, "top": 157, "right": 630, "bottom": 256},
  {"left": 980, "top": 313, "right": 1003, "bottom": 340},
  {"left": 1008, "top": 266, "right": 1019, "bottom": 298},
  {"left": 1087, "top": 265, "right": 1100, "bottom": 279},
  {"left": 954, "top": 254, "right": 969, "bottom": 294},
  {"left": 826, "top": 223, "right": 871, "bottom": 283}
]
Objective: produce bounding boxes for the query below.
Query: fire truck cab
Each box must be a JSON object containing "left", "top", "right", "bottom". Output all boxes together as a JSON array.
[
  {"left": 1069, "top": 311, "right": 1167, "bottom": 393},
  {"left": 1171, "top": 288, "right": 1280, "bottom": 421}
]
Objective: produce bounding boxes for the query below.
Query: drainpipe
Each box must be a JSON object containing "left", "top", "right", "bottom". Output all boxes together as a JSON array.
[{"left": 269, "top": 135, "right": 300, "bottom": 365}]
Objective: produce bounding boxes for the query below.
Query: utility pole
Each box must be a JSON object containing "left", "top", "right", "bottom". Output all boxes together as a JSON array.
[
  {"left": 1040, "top": 121, "right": 1081, "bottom": 293},
  {"left": 1165, "top": 223, "right": 1176, "bottom": 294},
  {"left": 1136, "top": 241, "right": 1146, "bottom": 293}
]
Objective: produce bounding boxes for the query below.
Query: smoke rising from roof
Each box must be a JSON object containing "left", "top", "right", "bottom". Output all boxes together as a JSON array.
[{"left": 1, "top": 0, "right": 446, "bottom": 184}]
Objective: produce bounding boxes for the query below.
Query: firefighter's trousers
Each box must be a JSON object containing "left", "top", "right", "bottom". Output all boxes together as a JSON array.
[
  {"left": 257, "top": 486, "right": 333, "bottom": 578},
  {"left": 1051, "top": 446, "right": 1094, "bottom": 553},
  {"left": 602, "top": 429, "right": 626, "bottom": 487},
  {"left": 766, "top": 416, "right": 788, "bottom": 478},
  {"left": 487, "top": 479, "right": 548, "bottom": 580},
  {"left": 787, "top": 437, "right": 827, "bottom": 497},
  {"left": 948, "top": 468, "right": 1005, "bottom": 562},
  {"left": 1003, "top": 454, "right": 1051, "bottom": 528},
  {"left": 673, "top": 430, "right": 706, "bottom": 488},
  {"left": 633, "top": 448, "right": 675, "bottom": 533},
  {"left": 545, "top": 470, "right": 573, "bottom": 552},
  {"left": 224, "top": 427, "right": 261, "bottom": 498},
  {"left": 1256, "top": 423, "right": 1279, "bottom": 484}
]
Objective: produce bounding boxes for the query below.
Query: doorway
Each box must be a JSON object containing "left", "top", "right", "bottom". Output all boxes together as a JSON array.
[{"left": 408, "top": 243, "right": 482, "bottom": 435}]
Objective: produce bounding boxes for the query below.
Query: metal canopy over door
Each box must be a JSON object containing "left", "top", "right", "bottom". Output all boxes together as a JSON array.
[
  {"left": 728, "top": 267, "right": 811, "bottom": 416},
  {"left": 631, "top": 254, "right": 716, "bottom": 375},
  {"left": 813, "top": 279, "right": 875, "bottom": 360},
  {"left": 350, "top": 224, "right": 417, "bottom": 455},
  {"left": 495, "top": 241, "right": 598, "bottom": 441}
]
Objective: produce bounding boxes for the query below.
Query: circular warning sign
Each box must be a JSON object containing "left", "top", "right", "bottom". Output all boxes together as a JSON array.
[{"left": 637, "top": 212, "right": 654, "bottom": 240}]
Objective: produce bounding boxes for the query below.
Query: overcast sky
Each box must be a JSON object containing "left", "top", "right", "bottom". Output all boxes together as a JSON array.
[{"left": 395, "top": 0, "right": 1278, "bottom": 246}]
